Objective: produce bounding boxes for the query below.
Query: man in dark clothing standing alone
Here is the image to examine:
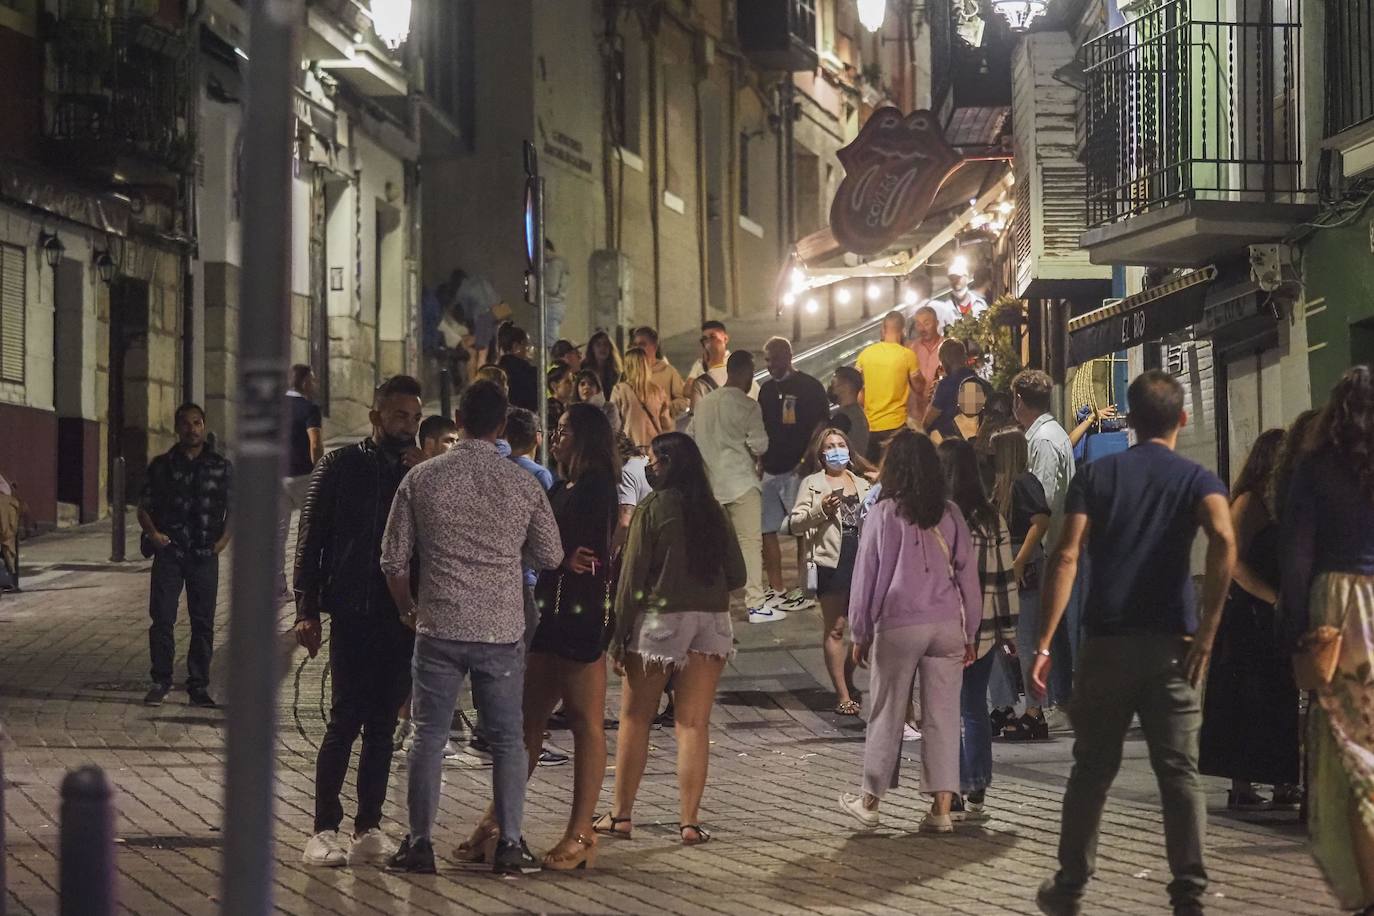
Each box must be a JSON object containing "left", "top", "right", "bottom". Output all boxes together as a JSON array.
[
  {"left": 293, "top": 375, "right": 424, "bottom": 868},
  {"left": 759, "top": 336, "right": 829, "bottom": 609},
  {"left": 138, "top": 403, "right": 233, "bottom": 709},
  {"left": 1031, "top": 370, "right": 1236, "bottom": 916},
  {"left": 277, "top": 364, "right": 324, "bottom": 597}
]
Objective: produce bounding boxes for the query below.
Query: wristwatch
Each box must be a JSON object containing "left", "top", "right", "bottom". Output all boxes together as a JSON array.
[{"left": 1033, "top": 648, "right": 1051, "bottom": 658}]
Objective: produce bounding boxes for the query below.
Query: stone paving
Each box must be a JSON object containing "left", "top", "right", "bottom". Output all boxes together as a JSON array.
[{"left": 0, "top": 524, "right": 1341, "bottom": 915}]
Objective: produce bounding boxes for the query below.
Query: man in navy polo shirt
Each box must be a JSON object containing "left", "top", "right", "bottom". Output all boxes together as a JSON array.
[{"left": 1031, "top": 370, "right": 1236, "bottom": 916}]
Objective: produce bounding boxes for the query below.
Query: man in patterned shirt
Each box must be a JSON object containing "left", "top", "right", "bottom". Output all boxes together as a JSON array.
[{"left": 137, "top": 403, "right": 232, "bottom": 709}]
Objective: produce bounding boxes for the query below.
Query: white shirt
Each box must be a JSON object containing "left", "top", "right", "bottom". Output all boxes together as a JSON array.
[
  {"left": 688, "top": 354, "right": 760, "bottom": 399},
  {"left": 1025, "top": 413, "right": 1076, "bottom": 546},
  {"left": 940, "top": 289, "right": 988, "bottom": 325},
  {"left": 688, "top": 386, "right": 770, "bottom": 504},
  {"left": 619, "top": 455, "right": 652, "bottom": 507}
]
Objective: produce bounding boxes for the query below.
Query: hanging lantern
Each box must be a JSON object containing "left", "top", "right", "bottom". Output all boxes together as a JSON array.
[
  {"left": 370, "top": 0, "right": 413, "bottom": 50},
  {"left": 992, "top": 0, "right": 1048, "bottom": 31},
  {"left": 857, "top": 0, "right": 887, "bottom": 31}
]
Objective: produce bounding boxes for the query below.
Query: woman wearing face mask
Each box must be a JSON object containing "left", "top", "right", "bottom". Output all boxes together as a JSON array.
[
  {"left": 596, "top": 432, "right": 746, "bottom": 846},
  {"left": 574, "top": 369, "right": 622, "bottom": 435},
  {"left": 788, "top": 428, "right": 873, "bottom": 715}
]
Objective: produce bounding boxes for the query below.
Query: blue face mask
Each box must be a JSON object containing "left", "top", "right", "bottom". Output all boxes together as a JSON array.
[{"left": 822, "top": 447, "right": 849, "bottom": 470}]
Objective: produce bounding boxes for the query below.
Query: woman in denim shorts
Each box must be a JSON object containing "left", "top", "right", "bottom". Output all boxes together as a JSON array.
[{"left": 595, "top": 432, "right": 746, "bottom": 846}]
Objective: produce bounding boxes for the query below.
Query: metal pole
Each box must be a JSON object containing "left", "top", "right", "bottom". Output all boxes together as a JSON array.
[
  {"left": 110, "top": 457, "right": 126, "bottom": 563},
  {"left": 535, "top": 176, "right": 548, "bottom": 467},
  {"left": 1, "top": 728, "right": 7, "bottom": 916},
  {"left": 59, "top": 766, "right": 115, "bottom": 916},
  {"left": 439, "top": 367, "right": 453, "bottom": 421},
  {"left": 222, "top": 1, "right": 301, "bottom": 913}
]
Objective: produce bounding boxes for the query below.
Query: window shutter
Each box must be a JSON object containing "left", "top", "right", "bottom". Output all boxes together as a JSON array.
[{"left": 0, "top": 243, "right": 25, "bottom": 384}]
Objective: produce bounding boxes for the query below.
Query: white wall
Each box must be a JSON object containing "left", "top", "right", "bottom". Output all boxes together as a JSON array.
[
  {"left": 199, "top": 97, "right": 243, "bottom": 268},
  {"left": 352, "top": 130, "right": 406, "bottom": 331}
]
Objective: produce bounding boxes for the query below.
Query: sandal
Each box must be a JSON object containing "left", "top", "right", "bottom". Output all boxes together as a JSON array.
[
  {"left": 543, "top": 833, "right": 598, "bottom": 871},
  {"left": 834, "top": 699, "right": 861, "bottom": 716},
  {"left": 592, "top": 812, "right": 633, "bottom": 840},
  {"left": 1001, "top": 712, "right": 1049, "bottom": 742},
  {"left": 680, "top": 824, "right": 711, "bottom": 846},
  {"left": 454, "top": 821, "right": 500, "bottom": 863}
]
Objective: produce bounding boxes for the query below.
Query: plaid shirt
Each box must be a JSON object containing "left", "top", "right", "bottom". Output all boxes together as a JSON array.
[{"left": 971, "top": 514, "right": 1018, "bottom": 658}]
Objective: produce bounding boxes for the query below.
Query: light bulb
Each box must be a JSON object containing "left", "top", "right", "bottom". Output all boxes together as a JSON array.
[
  {"left": 866, "top": 283, "right": 882, "bottom": 301},
  {"left": 805, "top": 298, "right": 820, "bottom": 314},
  {"left": 903, "top": 288, "right": 919, "bottom": 306},
  {"left": 858, "top": 0, "right": 887, "bottom": 31},
  {"left": 782, "top": 292, "right": 796, "bottom": 307},
  {"left": 949, "top": 254, "right": 970, "bottom": 277},
  {"left": 836, "top": 288, "right": 852, "bottom": 305}
]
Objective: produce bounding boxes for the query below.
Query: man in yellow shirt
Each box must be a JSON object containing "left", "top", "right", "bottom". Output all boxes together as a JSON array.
[{"left": 854, "top": 311, "right": 921, "bottom": 463}]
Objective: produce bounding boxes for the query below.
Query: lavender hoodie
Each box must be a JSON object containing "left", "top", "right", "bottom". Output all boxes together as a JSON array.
[{"left": 848, "top": 498, "right": 982, "bottom": 647}]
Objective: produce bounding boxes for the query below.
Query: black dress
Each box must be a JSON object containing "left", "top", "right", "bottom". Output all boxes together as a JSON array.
[
  {"left": 530, "top": 472, "right": 618, "bottom": 663},
  {"left": 1198, "top": 518, "right": 1300, "bottom": 785}
]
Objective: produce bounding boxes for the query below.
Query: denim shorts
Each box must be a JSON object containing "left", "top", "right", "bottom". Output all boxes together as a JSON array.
[
  {"left": 762, "top": 472, "right": 801, "bottom": 535},
  {"left": 625, "top": 611, "right": 735, "bottom": 669}
]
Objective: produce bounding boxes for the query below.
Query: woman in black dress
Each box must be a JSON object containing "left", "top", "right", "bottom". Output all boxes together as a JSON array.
[{"left": 1199, "top": 427, "right": 1301, "bottom": 809}]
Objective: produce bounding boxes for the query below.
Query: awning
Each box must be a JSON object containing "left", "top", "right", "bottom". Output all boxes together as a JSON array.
[{"left": 1067, "top": 266, "right": 1218, "bottom": 366}]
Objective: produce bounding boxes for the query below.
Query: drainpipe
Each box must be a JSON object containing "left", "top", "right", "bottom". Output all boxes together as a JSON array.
[
  {"left": 647, "top": 24, "right": 662, "bottom": 330},
  {"left": 182, "top": 0, "right": 206, "bottom": 406},
  {"left": 694, "top": 71, "right": 708, "bottom": 324}
]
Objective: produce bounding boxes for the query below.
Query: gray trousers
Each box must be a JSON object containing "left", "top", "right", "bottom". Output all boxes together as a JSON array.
[
  {"left": 862, "top": 620, "right": 965, "bottom": 799},
  {"left": 407, "top": 635, "right": 527, "bottom": 845},
  {"left": 1050, "top": 634, "right": 1208, "bottom": 909}
]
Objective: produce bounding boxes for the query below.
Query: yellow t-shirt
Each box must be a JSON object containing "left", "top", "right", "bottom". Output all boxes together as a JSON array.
[{"left": 855, "top": 341, "right": 919, "bottom": 433}]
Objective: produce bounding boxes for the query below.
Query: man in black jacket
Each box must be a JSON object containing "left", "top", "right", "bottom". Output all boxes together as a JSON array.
[{"left": 293, "top": 375, "right": 424, "bottom": 868}]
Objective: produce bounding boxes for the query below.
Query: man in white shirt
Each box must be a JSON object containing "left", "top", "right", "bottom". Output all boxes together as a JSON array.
[
  {"left": 688, "top": 350, "right": 779, "bottom": 624},
  {"left": 687, "top": 320, "right": 759, "bottom": 409},
  {"left": 939, "top": 261, "right": 988, "bottom": 325}
]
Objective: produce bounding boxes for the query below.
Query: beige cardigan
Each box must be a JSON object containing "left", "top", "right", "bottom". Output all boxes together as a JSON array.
[
  {"left": 787, "top": 470, "right": 872, "bottom": 569},
  {"left": 611, "top": 380, "right": 673, "bottom": 449}
]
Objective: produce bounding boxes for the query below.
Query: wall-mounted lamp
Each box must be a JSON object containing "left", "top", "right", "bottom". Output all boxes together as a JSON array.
[
  {"left": 39, "top": 231, "right": 65, "bottom": 270},
  {"left": 94, "top": 250, "right": 116, "bottom": 286}
]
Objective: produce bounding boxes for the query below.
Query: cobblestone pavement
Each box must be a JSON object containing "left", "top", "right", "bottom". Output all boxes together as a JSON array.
[{"left": 1, "top": 530, "right": 1340, "bottom": 915}]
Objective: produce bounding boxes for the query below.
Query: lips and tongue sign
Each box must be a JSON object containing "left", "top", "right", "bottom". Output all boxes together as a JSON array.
[{"left": 829, "top": 107, "right": 965, "bottom": 257}]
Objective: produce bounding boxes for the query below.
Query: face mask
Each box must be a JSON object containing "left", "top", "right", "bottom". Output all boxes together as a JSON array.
[
  {"left": 822, "top": 447, "right": 849, "bottom": 470},
  {"left": 644, "top": 462, "right": 663, "bottom": 490}
]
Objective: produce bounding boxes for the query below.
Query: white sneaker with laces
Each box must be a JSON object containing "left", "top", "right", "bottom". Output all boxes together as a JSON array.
[
  {"left": 902, "top": 723, "right": 922, "bottom": 741},
  {"left": 919, "top": 812, "right": 954, "bottom": 834},
  {"left": 748, "top": 605, "right": 788, "bottom": 624},
  {"left": 778, "top": 588, "right": 814, "bottom": 611},
  {"left": 838, "top": 792, "right": 880, "bottom": 829},
  {"left": 302, "top": 830, "right": 348, "bottom": 867},
  {"left": 762, "top": 588, "right": 785, "bottom": 608},
  {"left": 348, "top": 828, "right": 398, "bottom": 866}
]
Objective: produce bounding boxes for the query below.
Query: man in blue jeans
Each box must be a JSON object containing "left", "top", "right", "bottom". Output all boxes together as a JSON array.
[
  {"left": 1030, "top": 370, "right": 1236, "bottom": 916},
  {"left": 380, "top": 380, "right": 563, "bottom": 875}
]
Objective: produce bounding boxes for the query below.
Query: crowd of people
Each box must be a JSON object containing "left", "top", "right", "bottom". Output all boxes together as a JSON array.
[{"left": 126, "top": 290, "right": 1374, "bottom": 911}]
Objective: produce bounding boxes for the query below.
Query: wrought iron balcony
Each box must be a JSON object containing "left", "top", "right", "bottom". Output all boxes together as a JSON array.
[
  {"left": 43, "top": 17, "right": 195, "bottom": 176},
  {"left": 1079, "top": 0, "right": 1310, "bottom": 264},
  {"left": 738, "top": 0, "right": 819, "bottom": 72},
  {"left": 1325, "top": 0, "right": 1374, "bottom": 137}
]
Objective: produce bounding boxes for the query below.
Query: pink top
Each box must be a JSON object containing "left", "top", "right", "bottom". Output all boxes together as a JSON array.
[{"left": 848, "top": 498, "right": 982, "bottom": 647}]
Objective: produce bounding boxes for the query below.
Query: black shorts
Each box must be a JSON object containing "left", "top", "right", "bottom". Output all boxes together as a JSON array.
[{"left": 815, "top": 530, "right": 859, "bottom": 597}]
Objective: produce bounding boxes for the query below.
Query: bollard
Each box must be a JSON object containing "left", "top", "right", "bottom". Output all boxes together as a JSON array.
[
  {"left": 59, "top": 766, "right": 115, "bottom": 916},
  {"left": 439, "top": 367, "right": 453, "bottom": 421},
  {"left": 110, "top": 457, "right": 126, "bottom": 563}
]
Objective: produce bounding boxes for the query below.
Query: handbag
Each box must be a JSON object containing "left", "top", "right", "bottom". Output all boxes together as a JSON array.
[
  {"left": 1293, "top": 625, "right": 1344, "bottom": 691},
  {"left": 929, "top": 526, "right": 969, "bottom": 646}
]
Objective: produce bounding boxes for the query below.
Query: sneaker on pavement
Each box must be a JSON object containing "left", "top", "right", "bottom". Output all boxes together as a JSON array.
[
  {"left": 393, "top": 719, "right": 414, "bottom": 753},
  {"left": 902, "top": 724, "right": 922, "bottom": 742},
  {"left": 348, "top": 828, "right": 398, "bottom": 866},
  {"left": 386, "top": 834, "right": 437, "bottom": 874},
  {"left": 1035, "top": 878, "right": 1084, "bottom": 916},
  {"left": 762, "top": 588, "right": 785, "bottom": 608},
  {"left": 468, "top": 734, "right": 492, "bottom": 758},
  {"left": 838, "top": 792, "right": 880, "bottom": 829},
  {"left": 748, "top": 605, "right": 788, "bottom": 624},
  {"left": 950, "top": 795, "right": 989, "bottom": 823},
  {"left": 302, "top": 830, "right": 348, "bottom": 867},
  {"left": 492, "top": 838, "right": 542, "bottom": 875},
  {"left": 142, "top": 683, "right": 170, "bottom": 707},
  {"left": 187, "top": 688, "right": 218, "bottom": 709},
  {"left": 918, "top": 812, "right": 954, "bottom": 834},
  {"left": 778, "top": 588, "right": 814, "bottom": 611},
  {"left": 537, "top": 748, "right": 569, "bottom": 766}
]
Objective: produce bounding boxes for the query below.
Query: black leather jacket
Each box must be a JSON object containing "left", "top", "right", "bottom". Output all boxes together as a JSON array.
[{"left": 293, "top": 439, "right": 409, "bottom": 622}]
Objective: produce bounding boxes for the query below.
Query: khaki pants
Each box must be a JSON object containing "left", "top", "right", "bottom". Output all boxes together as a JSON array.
[
  {"left": 0, "top": 492, "right": 21, "bottom": 576},
  {"left": 723, "top": 488, "right": 766, "bottom": 610}
]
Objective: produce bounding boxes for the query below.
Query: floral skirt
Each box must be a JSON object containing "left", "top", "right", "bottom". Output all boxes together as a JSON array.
[{"left": 1308, "top": 571, "right": 1374, "bottom": 910}]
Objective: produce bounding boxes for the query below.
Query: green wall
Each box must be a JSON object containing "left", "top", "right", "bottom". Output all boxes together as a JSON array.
[{"left": 1301, "top": 208, "right": 1374, "bottom": 403}]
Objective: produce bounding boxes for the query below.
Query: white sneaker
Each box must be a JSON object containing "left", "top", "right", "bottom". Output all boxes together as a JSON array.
[
  {"left": 778, "top": 588, "right": 814, "bottom": 611},
  {"left": 392, "top": 718, "right": 413, "bottom": 753},
  {"left": 302, "top": 830, "right": 348, "bottom": 867},
  {"left": 748, "top": 606, "right": 788, "bottom": 624},
  {"left": 347, "top": 828, "right": 398, "bottom": 866},
  {"left": 902, "top": 724, "right": 922, "bottom": 742},
  {"left": 763, "top": 588, "right": 785, "bottom": 608},
  {"left": 838, "top": 792, "right": 880, "bottom": 829},
  {"left": 919, "top": 812, "right": 954, "bottom": 834}
]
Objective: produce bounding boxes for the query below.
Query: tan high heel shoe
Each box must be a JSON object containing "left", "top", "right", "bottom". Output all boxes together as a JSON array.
[
  {"left": 542, "top": 833, "right": 598, "bottom": 871},
  {"left": 454, "top": 821, "right": 500, "bottom": 864}
]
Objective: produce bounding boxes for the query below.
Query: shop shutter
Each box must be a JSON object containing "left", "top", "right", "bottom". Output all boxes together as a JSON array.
[{"left": 0, "top": 243, "right": 25, "bottom": 384}]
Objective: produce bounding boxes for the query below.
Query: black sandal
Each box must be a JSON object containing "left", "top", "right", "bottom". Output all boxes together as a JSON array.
[
  {"left": 593, "top": 812, "right": 633, "bottom": 839},
  {"left": 1001, "top": 712, "right": 1049, "bottom": 741},
  {"left": 680, "top": 824, "right": 711, "bottom": 846}
]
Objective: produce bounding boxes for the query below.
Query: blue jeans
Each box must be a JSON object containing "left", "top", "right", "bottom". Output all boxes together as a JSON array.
[
  {"left": 1049, "top": 556, "right": 1090, "bottom": 705},
  {"left": 987, "top": 648, "right": 1019, "bottom": 709},
  {"left": 408, "top": 635, "right": 527, "bottom": 844},
  {"left": 959, "top": 648, "right": 997, "bottom": 794}
]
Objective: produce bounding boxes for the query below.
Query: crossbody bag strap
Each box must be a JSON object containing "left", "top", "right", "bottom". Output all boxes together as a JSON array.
[{"left": 929, "top": 526, "right": 968, "bottom": 644}]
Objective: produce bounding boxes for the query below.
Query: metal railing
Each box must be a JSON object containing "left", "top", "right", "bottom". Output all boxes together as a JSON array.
[
  {"left": 1083, "top": 0, "right": 1304, "bottom": 228},
  {"left": 1325, "top": 0, "right": 1374, "bottom": 136},
  {"left": 44, "top": 17, "right": 195, "bottom": 174}
]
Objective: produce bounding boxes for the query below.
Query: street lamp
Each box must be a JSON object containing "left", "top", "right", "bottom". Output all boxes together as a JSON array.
[
  {"left": 39, "top": 231, "right": 64, "bottom": 269},
  {"left": 369, "top": 0, "right": 412, "bottom": 50},
  {"left": 857, "top": 0, "right": 887, "bottom": 31},
  {"left": 94, "top": 250, "right": 116, "bottom": 286},
  {"left": 992, "top": 0, "right": 1049, "bottom": 31}
]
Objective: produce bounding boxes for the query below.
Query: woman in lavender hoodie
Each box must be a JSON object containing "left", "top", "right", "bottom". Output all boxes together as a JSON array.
[{"left": 839, "top": 430, "right": 981, "bottom": 833}]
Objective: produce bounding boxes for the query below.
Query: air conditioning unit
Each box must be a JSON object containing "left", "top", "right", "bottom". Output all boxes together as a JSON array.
[{"left": 590, "top": 249, "right": 632, "bottom": 335}]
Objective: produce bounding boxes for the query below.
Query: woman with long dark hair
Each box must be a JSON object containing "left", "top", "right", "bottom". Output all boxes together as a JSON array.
[
  {"left": 583, "top": 331, "right": 623, "bottom": 407},
  {"left": 573, "top": 368, "right": 622, "bottom": 433},
  {"left": 456, "top": 403, "right": 620, "bottom": 870},
  {"left": 789, "top": 427, "right": 873, "bottom": 715},
  {"left": 1199, "top": 428, "right": 1300, "bottom": 810},
  {"left": 938, "top": 438, "right": 1016, "bottom": 821},
  {"left": 840, "top": 430, "right": 980, "bottom": 834},
  {"left": 1281, "top": 367, "right": 1374, "bottom": 911},
  {"left": 596, "top": 432, "right": 745, "bottom": 846},
  {"left": 495, "top": 321, "right": 539, "bottom": 411}
]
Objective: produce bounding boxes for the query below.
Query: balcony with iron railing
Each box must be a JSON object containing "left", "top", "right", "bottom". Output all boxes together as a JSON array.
[
  {"left": 1322, "top": 0, "right": 1374, "bottom": 179},
  {"left": 1078, "top": 0, "right": 1314, "bottom": 266},
  {"left": 43, "top": 15, "right": 195, "bottom": 178}
]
